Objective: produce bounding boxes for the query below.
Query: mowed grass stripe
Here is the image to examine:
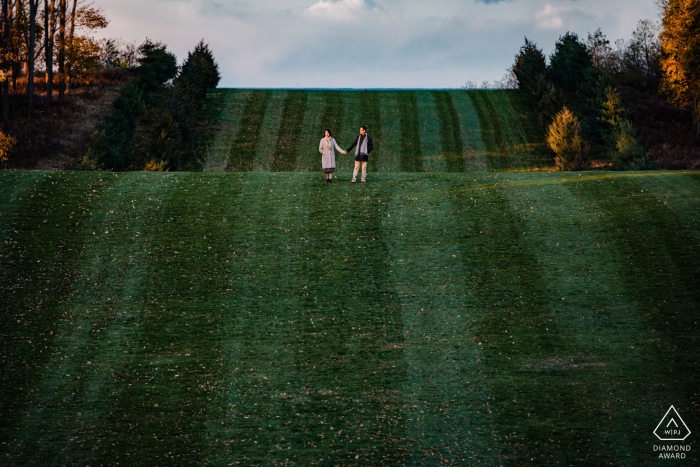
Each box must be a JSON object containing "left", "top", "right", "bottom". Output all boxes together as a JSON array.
[
  {"left": 203, "top": 175, "right": 312, "bottom": 464},
  {"left": 7, "top": 176, "right": 170, "bottom": 463},
  {"left": 296, "top": 92, "right": 326, "bottom": 172},
  {"left": 204, "top": 90, "right": 251, "bottom": 172},
  {"left": 227, "top": 90, "right": 272, "bottom": 172},
  {"left": 271, "top": 90, "right": 308, "bottom": 171},
  {"left": 448, "top": 91, "right": 489, "bottom": 171},
  {"left": 378, "top": 92, "right": 401, "bottom": 172},
  {"left": 188, "top": 89, "right": 229, "bottom": 171},
  {"left": 416, "top": 91, "right": 446, "bottom": 172},
  {"left": 360, "top": 91, "right": 382, "bottom": 174},
  {"left": 484, "top": 176, "right": 645, "bottom": 463},
  {"left": 0, "top": 172, "right": 41, "bottom": 233},
  {"left": 572, "top": 175, "right": 700, "bottom": 382},
  {"left": 449, "top": 176, "right": 591, "bottom": 464},
  {"left": 432, "top": 91, "right": 465, "bottom": 172},
  {"left": 321, "top": 91, "right": 344, "bottom": 140},
  {"left": 384, "top": 175, "right": 502, "bottom": 463},
  {"left": 203, "top": 174, "right": 409, "bottom": 464},
  {"left": 468, "top": 91, "right": 505, "bottom": 170},
  {"left": 491, "top": 91, "right": 551, "bottom": 170},
  {"left": 90, "top": 175, "right": 239, "bottom": 465},
  {"left": 397, "top": 91, "right": 423, "bottom": 172},
  {"left": 0, "top": 174, "right": 111, "bottom": 446},
  {"left": 253, "top": 90, "right": 288, "bottom": 171}
]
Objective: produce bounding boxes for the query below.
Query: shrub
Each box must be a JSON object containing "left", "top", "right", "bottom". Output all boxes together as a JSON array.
[
  {"left": 547, "top": 107, "right": 585, "bottom": 171},
  {"left": 143, "top": 159, "right": 167, "bottom": 171},
  {"left": 0, "top": 132, "right": 16, "bottom": 163},
  {"left": 76, "top": 154, "right": 102, "bottom": 171},
  {"left": 610, "top": 120, "right": 653, "bottom": 170},
  {"left": 133, "top": 110, "right": 183, "bottom": 170}
]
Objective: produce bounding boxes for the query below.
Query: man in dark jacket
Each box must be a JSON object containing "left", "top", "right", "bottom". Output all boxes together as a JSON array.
[{"left": 345, "top": 126, "right": 373, "bottom": 183}]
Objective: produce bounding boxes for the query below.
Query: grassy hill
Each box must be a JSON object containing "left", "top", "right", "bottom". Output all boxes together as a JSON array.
[
  {"left": 197, "top": 89, "right": 551, "bottom": 173},
  {"left": 1, "top": 90, "right": 699, "bottom": 466}
]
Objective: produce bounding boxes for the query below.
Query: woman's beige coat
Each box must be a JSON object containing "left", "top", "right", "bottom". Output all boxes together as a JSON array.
[{"left": 319, "top": 137, "right": 344, "bottom": 170}]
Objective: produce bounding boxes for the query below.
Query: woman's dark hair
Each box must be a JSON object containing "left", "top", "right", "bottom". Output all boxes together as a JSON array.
[
  {"left": 324, "top": 129, "right": 332, "bottom": 137},
  {"left": 360, "top": 126, "right": 367, "bottom": 131}
]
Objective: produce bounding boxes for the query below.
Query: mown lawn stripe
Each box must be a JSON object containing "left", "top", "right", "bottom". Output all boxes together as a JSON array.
[
  {"left": 203, "top": 174, "right": 409, "bottom": 464},
  {"left": 448, "top": 175, "right": 594, "bottom": 464},
  {"left": 360, "top": 91, "right": 382, "bottom": 174},
  {"left": 572, "top": 175, "right": 700, "bottom": 384},
  {"left": 6, "top": 175, "right": 170, "bottom": 464},
  {"left": 432, "top": 91, "right": 465, "bottom": 172},
  {"left": 448, "top": 91, "right": 489, "bottom": 171},
  {"left": 492, "top": 175, "right": 650, "bottom": 463},
  {"left": 296, "top": 91, "right": 343, "bottom": 174},
  {"left": 187, "top": 89, "right": 229, "bottom": 171},
  {"left": 493, "top": 91, "right": 552, "bottom": 169},
  {"left": 204, "top": 89, "right": 251, "bottom": 172},
  {"left": 416, "top": 91, "right": 446, "bottom": 172},
  {"left": 384, "top": 175, "right": 502, "bottom": 463},
  {"left": 227, "top": 90, "right": 272, "bottom": 172},
  {"left": 87, "top": 174, "right": 239, "bottom": 465},
  {"left": 468, "top": 91, "right": 505, "bottom": 170},
  {"left": 397, "top": 91, "right": 423, "bottom": 172},
  {"left": 321, "top": 91, "right": 344, "bottom": 140},
  {"left": 378, "top": 92, "right": 401, "bottom": 172},
  {"left": 253, "top": 90, "right": 288, "bottom": 171},
  {"left": 271, "top": 90, "right": 308, "bottom": 171},
  {"left": 0, "top": 173, "right": 110, "bottom": 447}
]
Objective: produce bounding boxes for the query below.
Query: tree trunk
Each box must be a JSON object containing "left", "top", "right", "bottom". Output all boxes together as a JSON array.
[
  {"left": 66, "top": 0, "right": 75, "bottom": 92},
  {"left": 44, "top": 0, "right": 55, "bottom": 101},
  {"left": 695, "top": 92, "right": 699, "bottom": 138},
  {"left": 28, "top": 0, "right": 39, "bottom": 121},
  {"left": 58, "top": 0, "right": 65, "bottom": 98},
  {"left": 1, "top": 0, "right": 7, "bottom": 124},
  {"left": 12, "top": 0, "right": 20, "bottom": 91}
]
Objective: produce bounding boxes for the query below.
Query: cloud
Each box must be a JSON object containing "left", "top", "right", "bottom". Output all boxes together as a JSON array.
[
  {"left": 91, "top": 0, "right": 659, "bottom": 87},
  {"left": 304, "top": 0, "right": 384, "bottom": 20},
  {"left": 535, "top": 4, "right": 570, "bottom": 29}
]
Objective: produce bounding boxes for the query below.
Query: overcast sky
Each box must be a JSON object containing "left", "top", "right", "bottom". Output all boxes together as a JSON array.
[{"left": 91, "top": 0, "right": 660, "bottom": 89}]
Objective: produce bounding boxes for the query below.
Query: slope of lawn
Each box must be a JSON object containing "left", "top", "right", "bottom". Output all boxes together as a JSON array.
[
  {"left": 1, "top": 169, "right": 698, "bottom": 466},
  {"left": 198, "top": 89, "right": 550, "bottom": 174}
]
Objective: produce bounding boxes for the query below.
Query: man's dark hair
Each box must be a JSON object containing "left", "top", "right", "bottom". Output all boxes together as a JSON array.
[
  {"left": 325, "top": 129, "right": 332, "bottom": 137},
  {"left": 360, "top": 126, "right": 367, "bottom": 131}
]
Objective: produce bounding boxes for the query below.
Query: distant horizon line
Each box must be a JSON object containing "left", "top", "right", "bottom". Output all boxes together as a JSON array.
[{"left": 215, "top": 87, "right": 505, "bottom": 91}]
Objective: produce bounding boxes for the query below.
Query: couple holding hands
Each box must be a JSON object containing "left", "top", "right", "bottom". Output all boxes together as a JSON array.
[{"left": 319, "top": 126, "right": 374, "bottom": 184}]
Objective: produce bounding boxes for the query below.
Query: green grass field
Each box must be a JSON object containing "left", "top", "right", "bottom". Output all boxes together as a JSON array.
[
  {"left": 198, "top": 89, "right": 550, "bottom": 174},
  {"left": 1, "top": 90, "right": 699, "bottom": 466}
]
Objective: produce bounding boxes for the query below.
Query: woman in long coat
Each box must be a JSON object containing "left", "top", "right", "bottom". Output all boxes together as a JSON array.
[{"left": 319, "top": 129, "right": 346, "bottom": 183}]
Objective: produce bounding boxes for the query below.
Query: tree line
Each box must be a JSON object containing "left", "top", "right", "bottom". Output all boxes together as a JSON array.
[
  {"left": 83, "top": 40, "right": 220, "bottom": 172},
  {"left": 0, "top": 0, "right": 108, "bottom": 122},
  {"left": 512, "top": 0, "right": 699, "bottom": 170}
]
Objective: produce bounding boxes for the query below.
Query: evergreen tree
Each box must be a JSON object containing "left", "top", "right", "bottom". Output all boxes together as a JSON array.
[
  {"left": 547, "top": 107, "right": 585, "bottom": 171},
  {"left": 87, "top": 96, "right": 137, "bottom": 171},
  {"left": 549, "top": 32, "right": 595, "bottom": 97},
  {"left": 512, "top": 37, "right": 547, "bottom": 106},
  {"left": 176, "top": 40, "right": 221, "bottom": 99}
]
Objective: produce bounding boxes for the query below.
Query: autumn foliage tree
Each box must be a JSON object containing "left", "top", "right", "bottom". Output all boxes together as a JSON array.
[{"left": 659, "top": 0, "right": 700, "bottom": 137}]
